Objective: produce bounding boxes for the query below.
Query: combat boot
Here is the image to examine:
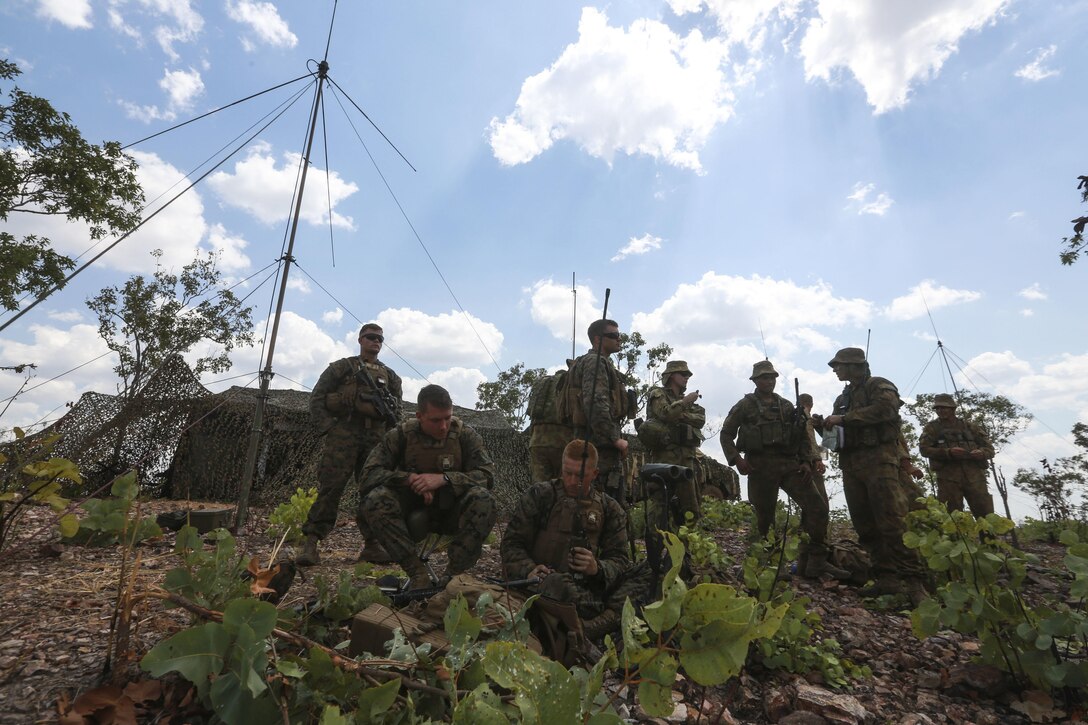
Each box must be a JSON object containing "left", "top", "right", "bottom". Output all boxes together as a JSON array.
[
  {"left": 582, "top": 609, "right": 619, "bottom": 641},
  {"left": 296, "top": 535, "right": 320, "bottom": 567},
  {"left": 803, "top": 555, "right": 851, "bottom": 581},
  {"left": 404, "top": 558, "right": 433, "bottom": 590},
  {"left": 357, "top": 539, "right": 392, "bottom": 564}
]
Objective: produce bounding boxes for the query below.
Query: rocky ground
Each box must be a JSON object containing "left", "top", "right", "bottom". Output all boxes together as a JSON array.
[{"left": 0, "top": 499, "right": 1081, "bottom": 724}]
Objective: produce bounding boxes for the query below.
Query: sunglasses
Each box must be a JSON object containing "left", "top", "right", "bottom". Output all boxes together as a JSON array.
[
  {"left": 362, "top": 333, "right": 384, "bottom": 343},
  {"left": 601, "top": 332, "right": 621, "bottom": 340}
]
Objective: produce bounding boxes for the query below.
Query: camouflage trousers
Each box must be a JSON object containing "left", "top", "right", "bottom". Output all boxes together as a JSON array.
[
  {"left": 935, "top": 465, "right": 994, "bottom": 517},
  {"left": 537, "top": 561, "right": 654, "bottom": 620},
  {"left": 529, "top": 446, "right": 564, "bottom": 484},
  {"left": 302, "top": 424, "right": 385, "bottom": 540},
  {"left": 746, "top": 452, "right": 830, "bottom": 558},
  {"left": 648, "top": 447, "right": 702, "bottom": 521},
  {"left": 361, "top": 484, "right": 498, "bottom": 575},
  {"left": 595, "top": 446, "right": 630, "bottom": 506},
  {"left": 839, "top": 447, "right": 924, "bottom": 580},
  {"left": 900, "top": 469, "right": 928, "bottom": 512}
]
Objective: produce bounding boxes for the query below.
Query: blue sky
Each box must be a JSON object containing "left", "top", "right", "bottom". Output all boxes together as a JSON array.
[{"left": 2, "top": 0, "right": 1086, "bottom": 519}]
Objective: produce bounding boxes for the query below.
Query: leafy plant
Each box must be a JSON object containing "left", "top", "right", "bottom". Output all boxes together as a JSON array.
[
  {"left": 162, "top": 525, "right": 251, "bottom": 614},
  {"left": 64, "top": 470, "right": 162, "bottom": 546},
  {"left": 677, "top": 518, "right": 730, "bottom": 582},
  {"left": 696, "top": 497, "right": 754, "bottom": 532},
  {"left": 267, "top": 486, "right": 317, "bottom": 545},
  {"left": 906, "top": 499, "right": 1088, "bottom": 693},
  {"left": 0, "top": 427, "right": 80, "bottom": 552}
]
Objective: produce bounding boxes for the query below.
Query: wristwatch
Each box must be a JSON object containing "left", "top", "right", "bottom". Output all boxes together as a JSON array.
[{"left": 442, "top": 473, "right": 452, "bottom": 486}]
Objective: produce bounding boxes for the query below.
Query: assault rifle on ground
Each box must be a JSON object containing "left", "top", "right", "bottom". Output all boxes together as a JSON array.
[{"left": 381, "top": 576, "right": 542, "bottom": 607}]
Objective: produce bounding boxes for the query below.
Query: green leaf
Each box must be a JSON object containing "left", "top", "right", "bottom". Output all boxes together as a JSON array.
[
  {"left": 444, "top": 594, "right": 483, "bottom": 648},
  {"left": 679, "top": 619, "right": 750, "bottom": 685},
  {"left": 357, "top": 678, "right": 401, "bottom": 721},
  {"left": 482, "top": 641, "right": 579, "bottom": 724},
  {"left": 140, "top": 622, "right": 230, "bottom": 699},
  {"left": 636, "top": 651, "right": 678, "bottom": 717},
  {"left": 643, "top": 532, "right": 688, "bottom": 633},
  {"left": 1059, "top": 530, "right": 1080, "bottom": 546},
  {"left": 453, "top": 684, "right": 509, "bottom": 724},
  {"left": 58, "top": 513, "right": 79, "bottom": 538},
  {"left": 585, "top": 713, "right": 624, "bottom": 725},
  {"left": 209, "top": 670, "right": 278, "bottom": 725},
  {"left": 110, "top": 471, "right": 138, "bottom": 500},
  {"left": 318, "top": 705, "right": 350, "bottom": 725},
  {"left": 275, "top": 660, "right": 305, "bottom": 679},
  {"left": 910, "top": 598, "right": 941, "bottom": 638},
  {"left": 222, "top": 598, "right": 278, "bottom": 640}
]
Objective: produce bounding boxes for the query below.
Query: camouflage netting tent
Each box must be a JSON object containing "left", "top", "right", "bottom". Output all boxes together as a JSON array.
[{"left": 167, "top": 385, "right": 532, "bottom": 514}]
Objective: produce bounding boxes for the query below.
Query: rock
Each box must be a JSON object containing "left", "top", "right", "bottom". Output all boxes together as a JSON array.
[
  {"left": 945, "top": 664, "right": 1008, "bottom": 699},
  {"left": 896, "top": 715, "right": 936, "bottom": 725},
  {"left": 914, "top": 691, "right": 942, "bottom": 710},
  {"left": 895, "top": 652, "right": 920, "bottom": 670},
  {"left": 793, "top": 683, "right": 870, "bottom": 725},
  {"left": 764, "top": 687, "right": 792, "bottom": 722},
  {"left": 915, "top": 670, "right": 942, "bottom": 689},
  {"left": 779, "top": 713, "right": 829, "bottom": 725}
]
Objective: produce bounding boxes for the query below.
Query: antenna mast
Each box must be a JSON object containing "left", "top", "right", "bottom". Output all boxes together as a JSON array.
[{"left": 571, "top": 272, "right": 577, "bottom": 360}]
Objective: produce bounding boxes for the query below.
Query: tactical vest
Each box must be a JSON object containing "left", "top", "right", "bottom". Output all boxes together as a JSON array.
[
  {"left": 559, "top": 353, "right": 630, "bottom": 427},
  {"left": 930, "top": 421, "right": 987, "bottom": 469},
  {"left": 401, "top": 418, "right": 464, "bottom": 473},
  {"left": 530, "top": 481, "right": 605, "bottom": 574},
  {"left": 834, "top": 378, "right": 901, "bottom": 450},
  {"left": 643, "top": 389, "right": 704, "bottom": 450},
  {"left": 735, "top": 393, "right": 796, "bottom": 454},
  {"left": 325, "top": 358, "right": 391, "bottom": 421}
]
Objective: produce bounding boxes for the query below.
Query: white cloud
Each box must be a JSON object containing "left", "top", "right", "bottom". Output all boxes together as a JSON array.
[
  {"left": 376, "top": 308, "right": 504, "bottom": 368},
  {"left": 846, "top": 182, "right": 893, "bottom": 216},
  {"left": 1020, "top": 309, "right": 1034, "bottom": 317},
  {"left": 47, "top": 309, "right": 84, "bottom": 323},
  {"left": 488, "top": 7, "right": 735, "bottom": 172},
  {"left": 206, "top": 224, "right": 251, "bottom": 273},
  {"left": 631, "top": 272, "right": 872, "bottom": 348},
  {"left": 207, "top": 145, "right": 358, "bottom": 229},
  {"left": 1015, "top": 45, "right": 1059, "bottom": 82},
  {"left": 1018, "top": 283, "right": 1047, "bottom": 301},
  {"left": 106, "top": 0, "right": 204, "bottom": 61},
  {"left": 226, "top": 0, "right": 298, "bottom": 49},
  {"left": 668, "top": 0, "right": 803, "bottom": 51},
  {"left": 402, "top": 367, "right": 488, "bottom": 410},
  {"left": 286, "top": 276, "right": 311, "bottom": 294},
  {"left": 322, "top": 308, "right": 344, "bottom": 325},
  {"left": 122, "top": 67, "right": 205, "bottom": 123},
  {"left": 1008, "top": 210, "right": 1025, "bottom": 220},
  {"left": 883, "top": 280, "right": 981, "bottom": 321},
  {"left": 612, "top": 233, "right": 663, "bottom": 262},
  {"left": 37, "top": 0, "right": 93, "bottom": 29},
  {"left": 801, "top": 0, "right": 1011, "bottom": 113},
  {"left": 526, "top": 279, "right": 601, "bottom": 342}
]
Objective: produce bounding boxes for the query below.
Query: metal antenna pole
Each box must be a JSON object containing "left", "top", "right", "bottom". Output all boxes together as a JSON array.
[
  {"left": 571, "top": 272, "right": 577, "bottom": 360},
  {"left": 235, "top": 60, "right": 330, "bottom": 529}
]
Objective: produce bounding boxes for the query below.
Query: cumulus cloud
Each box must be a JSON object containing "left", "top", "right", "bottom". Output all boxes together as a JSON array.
[
  {"left": 1018, "top": 283, "right": 1047, "bottom": 301},
  {"left": 1008, "top": 210, "right": 1025, "bottom": 220},
  {"left": 612, "top": 234, "right": 663, "bottom": 262},
  {"left": 488, "top": 8, "right": 734, "bottom": 172},
  {"left": 401, "top": 367, "right": 488, "bottom": 410},
  {"left": 207, "top": 144, "right": 358, "bottom": 229},
  {"left": 846, "top": 182, "right": 893, "bottom": 216},
  {"left": 631, "top": 272, "right": 872, "bottom": 348},
  {"left": 206, "top": 224, "right": 251, "bottom": 273},
  {"left": 286, "top": 276, "right": 311, "bottom": 294},
  {"left": 526, "top": 279, "right": 602, "bottom": 342},
  {"left": 226, "top": 0, "right": 298, "bottom": 50},
  {"left": 47, "top": 309, "right": 85, "bottom": 323},
  {"left": 376, "top": 308, "right": 503, "bottom": 368},
  {"left": 883, "top": 280, "right": 981, "bottom": 321},
  {"left": 801, "top": 0, "right": 1011, "bottom": 113},
  {"left": 1015, "top": 45, "right": 1059, "bottom": 82},
  {"left": 668, "top": 0, "right": 803, "bottom": 51},
  {"left": 106, "top": 0, "right": 204, "bottom": 61},
  {"left": 322, "top": 308, "right": 344, "bottom": 325},
  {"left": 37, "top": 0, "right": 93, "bottom": 29},
  {"left": 1020, "top": 309, "right": 1034, "bottom": 318},
  {"left": 122, "top": 67, "right": 205, "bottom": 123}
]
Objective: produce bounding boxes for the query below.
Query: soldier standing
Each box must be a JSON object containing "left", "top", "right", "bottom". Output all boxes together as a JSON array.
[
  {"left": 918, "top": 393, "right": 995, "bottom": 517},
  {"left": 361, "top": 384, "right": 498, "bottom": 590},
  {"left": 643, "top": 360, "right": 705, "bottom": 523},
  {"left": 526, "top": 361, "right": 574, "bottom": 482},
  {"left": 797, "top": 393, "right": 828, "bottom": 505},
  {"left": 298, "top": 323, "right": 401, "bottom": 567},
  {"left": 564, "top": 319, "right": 632, "bottom": 503},
  {"left": 501, "top": 440, "right": 644, "bottom": 641},
  {"left": 721, "top": 361, "right": 848, "bottom": 579},
  {"left": 822, "top": 347, "right": 926, "bottom": 602}
]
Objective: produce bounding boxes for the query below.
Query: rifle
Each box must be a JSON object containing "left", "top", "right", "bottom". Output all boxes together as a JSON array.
[
  {"left": 355, "top": 363, "right": 399, "bottom": 427},
  {"left": 382, "top": 576, "right": 541, "bottom": 607}
]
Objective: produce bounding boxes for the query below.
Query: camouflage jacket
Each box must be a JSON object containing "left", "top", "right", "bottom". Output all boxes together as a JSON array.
[
  {"left": 310, "top": 356, "right": 402, "bottom": 434},
  {"left": 720, "top": 392, "right": 815, "bottom": 465},
  {"left": 571, "top": 351, "right": 626, "bottom": 446},
  {"left": 832, "top": 376, "right": 901, "bottom": 451},
  {"left": 360, "top": 417, "right": 495, "bottom": 498},
  {"left": 919, "top": 417, "right": 994, "bottom": 470},
  {"left": 501, "top": 480, "right": 629, "bottom": 593}
]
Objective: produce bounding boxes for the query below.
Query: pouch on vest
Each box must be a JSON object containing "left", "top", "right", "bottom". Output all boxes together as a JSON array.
[{"left": 638, "top": 418, "right": 671, "bottom": 450}]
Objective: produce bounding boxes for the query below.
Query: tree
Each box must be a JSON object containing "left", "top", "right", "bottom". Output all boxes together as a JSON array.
[
  {"left": 475, "top": 363, "right": 546, "bottom": 430},
  {"left": 0, "top": 59, "right": 144, "bottom": 310},
  {"left": 1013, "top": 422, "right": 1088, "bottom": 523},
  {"left": 1059, "top": 175, "right": 1088, "bottom": 265},
  {"left": 87, "top": 250, "right": 255, "bottom": 401},
  {"left": 614, "top": 331, "right": 673, "bottom": 417}
]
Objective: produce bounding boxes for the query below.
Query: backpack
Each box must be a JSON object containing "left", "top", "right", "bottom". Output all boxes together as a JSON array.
[{"left": 527, "top": 371, "right": 565, "bottom": 425}]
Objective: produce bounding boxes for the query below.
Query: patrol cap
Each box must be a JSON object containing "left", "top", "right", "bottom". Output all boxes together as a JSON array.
[
  {"left": 828, "top": 347, "right": 866, "bottom": 367},
  {"left": 933, "top": 393, "right": 956, "bottom": 408},
  {"left": 749, "top": 360, "right": 779, "bottom": 380},
  {"left": 663, "top": 360, "right": 692, "bottom": 377}
]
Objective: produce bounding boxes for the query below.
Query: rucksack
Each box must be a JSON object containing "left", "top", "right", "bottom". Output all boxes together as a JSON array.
[{"left": 527, "top": 371, "right": 565, "bottom": 425}]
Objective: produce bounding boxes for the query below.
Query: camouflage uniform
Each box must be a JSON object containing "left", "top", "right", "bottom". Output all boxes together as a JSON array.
[
  {"left": 720, "top": 388, "right": 832, "bottom": 561},
  {"left": 830, "top": 369, "right": 925, "bottom": 584},
  {"left": 527, "top": 371, "right": 573, "bottom": 482},
  {"left": 645, "top": 383, "right": 706, "bottom": 514},
  {"left": 303, "top": 356, "right": 402, "bottom": 541},
  {"left": 802, "top": 416, "right": 829, "bottom": 504},
  {"left": 569, "top": 351, "right": 631, "bottom": 503},
  {"left": 501, "top": 480, "right": 647, "bottom": 628},
  {"left": 897, "top": 432, "right": 927, "bottom": 512},
  {"left": 919, "top": 414, "right": 995, "bottom": 516},
  {"left": 361, "top": 417, "right": 498, "bottom": 578}
]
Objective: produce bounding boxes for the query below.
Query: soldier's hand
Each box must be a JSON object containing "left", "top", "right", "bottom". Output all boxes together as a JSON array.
[
  {"left": 614, "top": 438, "right": 629, "bottom": 457},
  {"left": 736, "top": 457, "right": 752, "bottom": 475},
  {"left": 529, "top": 563, "right": 553, "bottom": 580},
  {"left": 823, "top": 415, "right": 844, "bottom": 429},
  {"left": 910, "top": 466, "right": 924, "bottom": 479},
  {"left": 682, "top": 390, "right": 700, "bottom": 405},
  {"left": 798, "top": 462, "right": 812, "bottom": 482},
  {"left": 949, "top": 446, "right": 967, "bottom": 458},
  {"left": 569, "top": 547, "right": 599, "bottom": 576},
  {"left": 969, "top": 449, "right": 985, "bottom": 459},
  {"left": 408, "top": 472, "right": 446, "bottom": 495},
  {"left": 814, "top": 460, "right": 826, "bottom": 475}
]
